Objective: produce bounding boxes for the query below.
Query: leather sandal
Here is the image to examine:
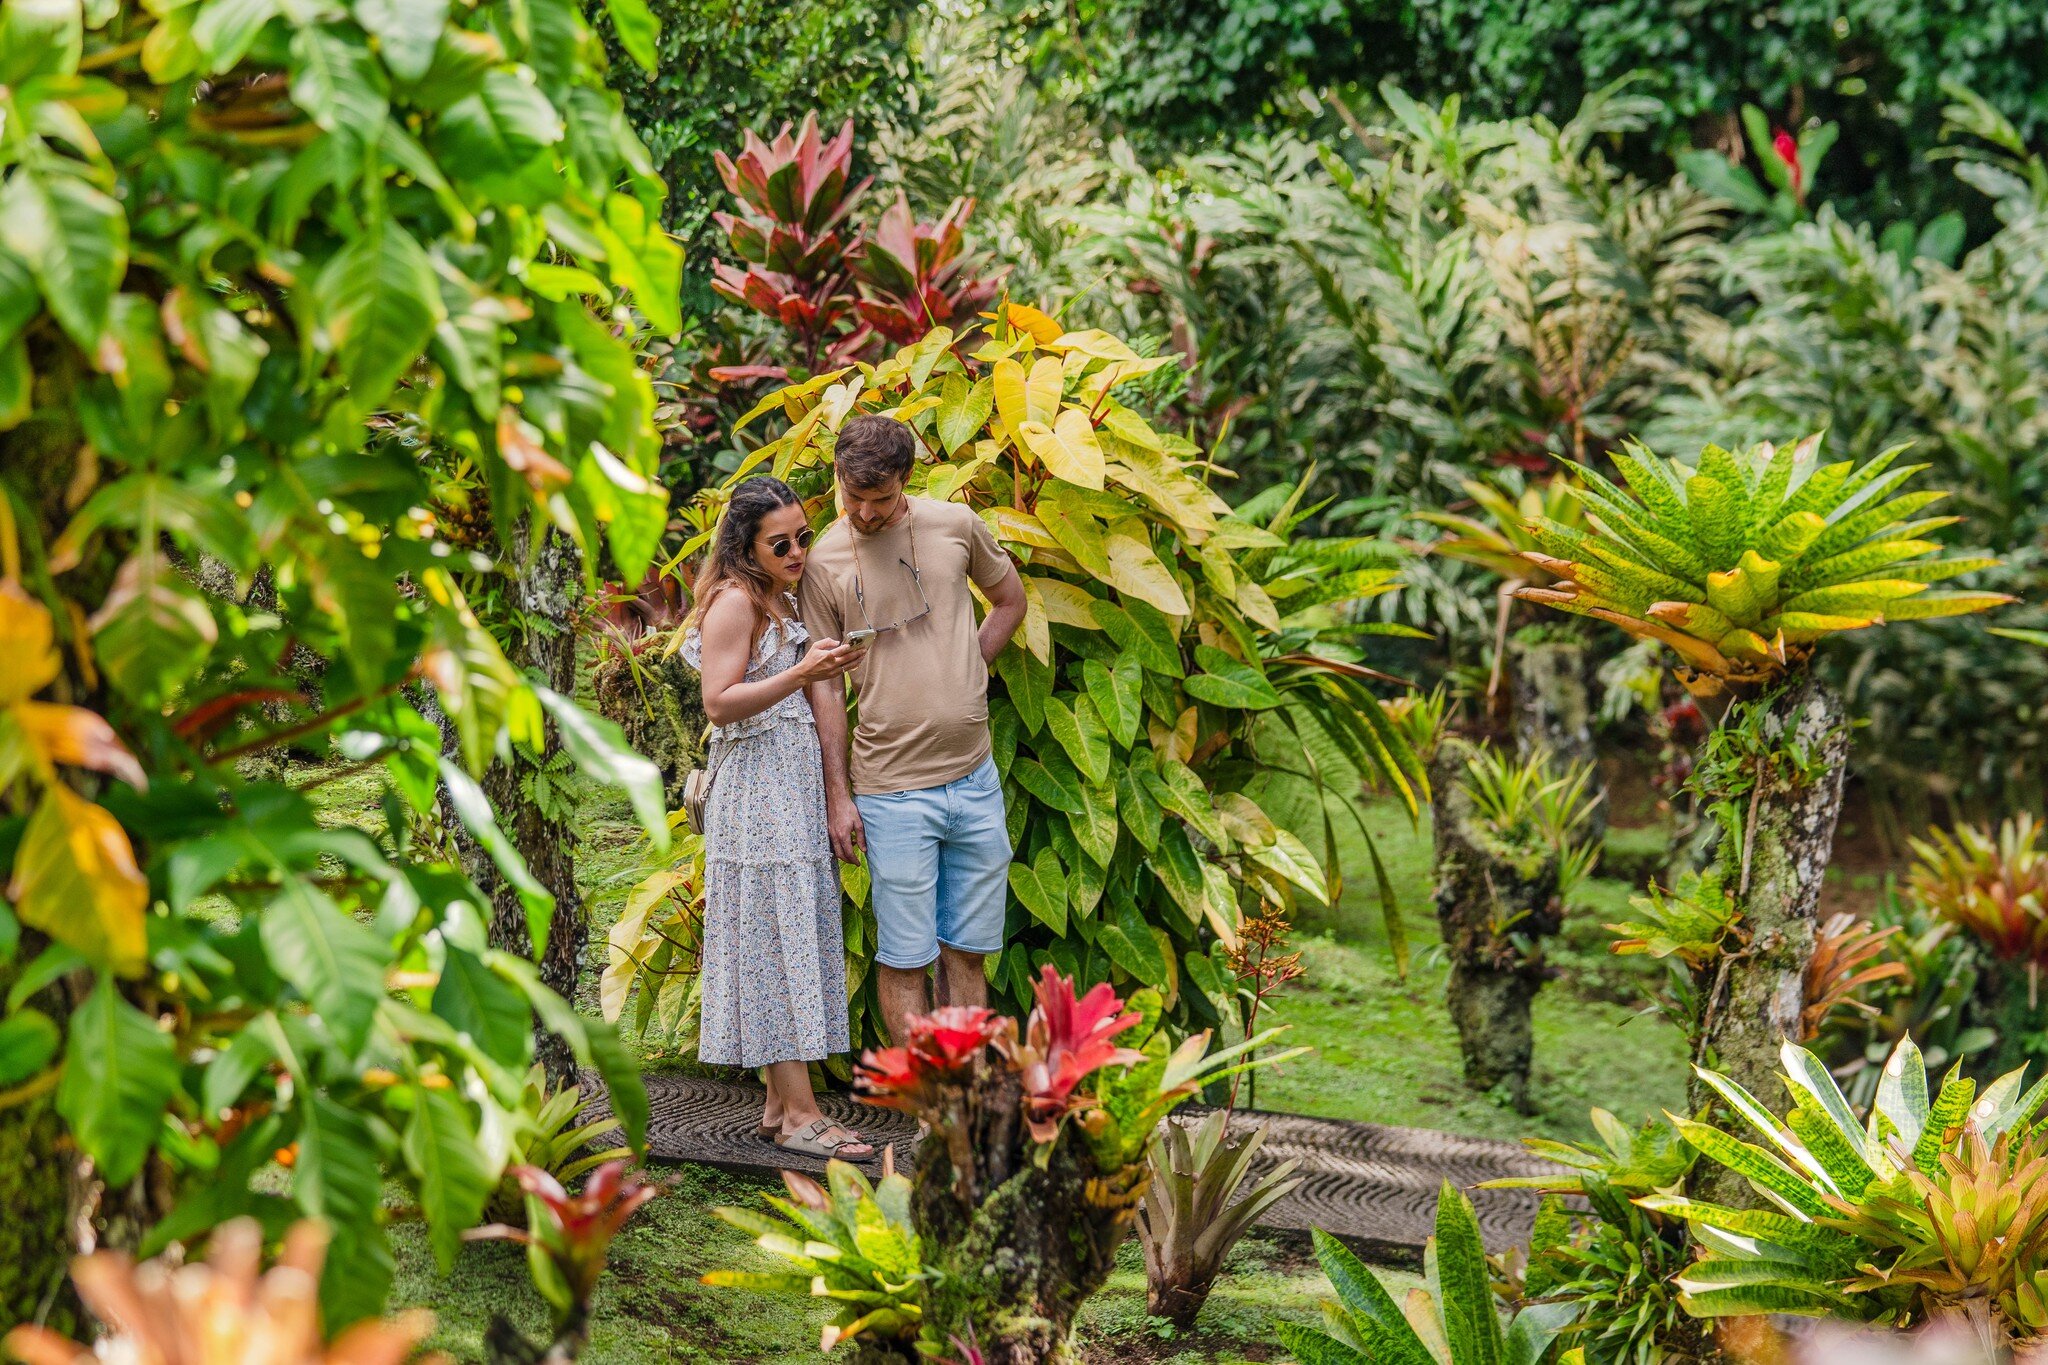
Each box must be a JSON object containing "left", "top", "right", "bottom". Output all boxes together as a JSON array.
[{"left": 774, "top": 1118, "right": 874, "bottom": 1159}]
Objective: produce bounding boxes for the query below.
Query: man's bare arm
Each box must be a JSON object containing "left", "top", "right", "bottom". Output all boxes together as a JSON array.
[
  {"left": 810, "top": 678, "right": 865, "bottom": 862},
  {"left": 979, "top": 560, "right": 1028, "bottom": 666}
]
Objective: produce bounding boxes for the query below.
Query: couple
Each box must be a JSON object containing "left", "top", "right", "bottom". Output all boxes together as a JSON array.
[{"left": 681, "top": 415, "right": 1028, "bottom": 1159}]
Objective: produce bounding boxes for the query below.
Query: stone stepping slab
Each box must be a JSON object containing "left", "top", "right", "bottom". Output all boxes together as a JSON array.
[{"left": 588, "top": 1072, "right": 1566, "bottom": 1259}]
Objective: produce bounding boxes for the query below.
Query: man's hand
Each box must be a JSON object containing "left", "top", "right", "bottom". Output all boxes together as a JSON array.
[{"left": 827, "top": 794, "right": 866, "bottom": 864}]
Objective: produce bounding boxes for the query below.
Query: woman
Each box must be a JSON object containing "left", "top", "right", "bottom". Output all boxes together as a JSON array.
[{"left": 682, "top": 476, "right": 872, "bottom": 1158}]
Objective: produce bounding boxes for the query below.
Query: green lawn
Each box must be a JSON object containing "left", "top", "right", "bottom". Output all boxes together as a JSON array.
[{"left": 339, "top": 742, "right": 1686, "bottom": 1360}]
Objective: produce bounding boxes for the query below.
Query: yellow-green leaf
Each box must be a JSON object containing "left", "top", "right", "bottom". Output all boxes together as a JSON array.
[
  {"left": 992, "top": 357, "right": 1030, "bottom": 444},
  {"left": 1104, "top": 528, "right": 1190, "bottom": 615},
  {"left": 7, "top": 786, "right": 149, "bottom": 977},
  {"left": 1025, "top": 355, "right": 1063, "bottom": 425},
  {"left": 1017, "top": 408, "right": 1106, "bottom": 490}
]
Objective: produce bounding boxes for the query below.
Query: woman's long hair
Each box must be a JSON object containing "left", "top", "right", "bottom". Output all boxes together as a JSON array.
[{"left": 682, "top": 476, "right": 804, "bottom": 641}]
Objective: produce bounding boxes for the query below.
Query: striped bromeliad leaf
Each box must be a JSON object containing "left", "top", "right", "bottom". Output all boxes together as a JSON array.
[
  {"left": 1511, "top": 435, "right": 2012, "bottom": 693},
  {"left": 1648, "top": 1035, "right": 2048, "bottom": 1333}
]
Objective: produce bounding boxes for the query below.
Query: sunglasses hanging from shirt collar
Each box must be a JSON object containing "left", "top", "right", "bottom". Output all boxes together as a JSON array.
[{"left": 849, "top": 504, "right": 933, "bottom": 636}]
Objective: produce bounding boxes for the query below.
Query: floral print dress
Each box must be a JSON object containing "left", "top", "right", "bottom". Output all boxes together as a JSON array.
[{"left": 682, "top": 599, "right": 850, "bottom": 1068}]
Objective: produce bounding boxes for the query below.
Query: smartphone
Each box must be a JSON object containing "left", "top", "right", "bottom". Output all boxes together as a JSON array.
[{"left": 844, "top": 628, "right": 877, "bottom": 648}]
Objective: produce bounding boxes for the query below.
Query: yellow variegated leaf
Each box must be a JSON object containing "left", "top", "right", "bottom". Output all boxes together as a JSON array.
[
  {"left": 1881, "top": 591, "right": 2017, "bottom": 621},
  {"left": 1236, "top": 578, "right": 1281, "bottom": 631},
  {"left": 992, "top": 358, "right": 1030, "bottom": 446},
  {"left": 1100, "top": 404, "right": 1165, "bottom": 452},
  {"left": 1025, "top": 355, "right": 1063, "bottom": 425},
  {"left": 1031, "top": 576, "right": 1102, "bottom": 628},
  {"left": 1034, "top": 491, "right": 1115, "bottom": 579},
  {"left": 1047, "top": 328, "right": 1142, "bottom": 362},
  {"left": 1016, "top": 410, "right": 1106, "bottom": 490},
  {"left": 1077, "top": 356, "right": 1176, "bottom": 406},
  {"left": 6, "top": 786, "right": 149, "bottom": 978},
  {"left": 1104, "top": 528, "right": 1190, "bottom": 616},
  {"left": 1018, "top": 577, "right": 1052, "bottom": 662},
  {"left": 982, "top": 506, "right": 1060, "bottom": 551},
  {"left": 1771, "top": 611, "right": 1880, "bottom": 643}
]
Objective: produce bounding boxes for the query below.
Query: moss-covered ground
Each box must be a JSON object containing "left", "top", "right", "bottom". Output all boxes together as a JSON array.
[{"left": 327, "top": 736, "right": 1689, "bottom": 1359}]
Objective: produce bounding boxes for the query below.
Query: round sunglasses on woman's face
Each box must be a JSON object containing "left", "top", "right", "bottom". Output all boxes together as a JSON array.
[{"left": 762, "top": 527, "right": 816, "bottom": 558}]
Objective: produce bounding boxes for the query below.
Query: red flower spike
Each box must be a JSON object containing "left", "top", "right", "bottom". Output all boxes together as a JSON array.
[{"left": 1773, "top": 129, "right": 1803, "bottom": 199}]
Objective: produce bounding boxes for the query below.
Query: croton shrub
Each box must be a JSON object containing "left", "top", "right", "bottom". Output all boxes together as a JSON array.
[
  {"left": 0, "top": 0, "right": 675, "bottom": 1328},
  {"left": 607, "top": 308, "right": 1426, "bottom": 1053}
]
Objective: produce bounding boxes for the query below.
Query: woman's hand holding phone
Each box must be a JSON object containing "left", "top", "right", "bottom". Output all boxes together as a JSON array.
[{"left": 797, "top": 637, "right": 865, "bottom": 682}]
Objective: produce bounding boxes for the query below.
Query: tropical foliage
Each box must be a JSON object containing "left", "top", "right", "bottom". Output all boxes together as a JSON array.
[
  {"left": 1513, "top": 434, "right": 2010, "bottom": 695},
  {"left": 1909, "top": 817, "right": 2048, "bottom": 971},
  {"left": 607, "top": 310, "right": 1426, "bottom": 1050},
  {"left": 1136, "top": 1108, "right": 1304, "bottom": 1329},
  {"left": 1645, "top": 1037, "right": 2048, "bottom": 1337},
  {"left": 712, "top": 966, "right": 1293, "bottom": 1362},
  {"left": 1277, "top": 1186, "right": 1576, "bottom": 1365},
  {"left": 0, "top": 0, "right": 673, "bottom": 1326}
]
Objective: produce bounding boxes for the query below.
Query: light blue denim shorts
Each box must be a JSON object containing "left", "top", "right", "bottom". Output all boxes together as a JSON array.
[{"left": 855, "top": 756, "right": 1011, "bottom": 969}]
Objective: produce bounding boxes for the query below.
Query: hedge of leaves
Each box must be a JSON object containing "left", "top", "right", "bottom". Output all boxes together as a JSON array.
[
  {"left": 0, "top": 0, "right": 677, "bottom": 1326},
  {"left": 607, "top": 307, "right": 1426, "bottom": 1053}
]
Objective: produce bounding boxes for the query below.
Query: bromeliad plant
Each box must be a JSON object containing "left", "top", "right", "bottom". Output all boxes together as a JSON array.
[
  {"left": 711, "top": 966, "right": 1296, "bottom": 1364},
  {"left": 1908, "top": 815, "right": 2048, "bottom": 1074},
  {"left": 1277, "top": 1185, "right": 1577, "bottom": 1365},
  {"left": 471, "top": 1162, "right": 657, "bottom": 1364},
  {"left": 1643, "top": 1036, "right": 2048, "bottom": 1339},
  {"left": 0, "top": 0, "right": 670, "bottom": 1327},
  {"left": 611, "top": 310, "right": 1425, "bottom": 1053},
  {"left": 1514, "top": 433, "right": 2009, "bottom": 1199}
]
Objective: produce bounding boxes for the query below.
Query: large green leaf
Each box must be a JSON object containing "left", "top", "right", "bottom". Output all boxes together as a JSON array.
[
  {"left": 0, "top": 164, "right": 127, "bottom": 349},
  {"left": 1042, "top": 692, "right": 1110, "bottom": 786},
  {"left": 356, "top": 0, "right": 449, "bottom": 82},
  {"left": 90, "top": 559, "right": 218, "bottom": 706},
  {"left": 1305, "top": 1229, "right": 1434, "bottom": 1365},
  {"left": 1008, "top": 848, "right": 1068, "bottom": 935},
  {"left": 1082, "top": 655, "right": 1142, "bottom": 748},
  {"left": 602, "top": 0, "right": 660, "bottom": 74},
  {"left": 436, "top": 69, "right": 564, "bottom": 173},
  {"left": 1097, "top": 897, "right": 1168, "bottom": 987},
  {"left": 0, "top": 1008, "right": 59, "bottom": 1087},
  {"left": 404, "top": 1085, "right": 496, "bottom": 1271},
  {"left": 259, "top": 882, "right": 390, "bottom": 1058},
  {"left": 193, "top": 0, "right": 282, "bottom": 72},
  {"left": 1186, "top": 645, "right": 1283, "bottom": 710},
  {"left": 1012, "top": 754, "right": 1085, "bottom": 815},
  {"left": 433, "top": 947, "right": 532, "bottom": 1068},
  {"left": 315, "top": 221, "right": 443, "bottom": 412},
  {"left": 936, "top": 373, "right": 993, "bottom": 454},
  {"left": 535, "top": 685, "right": 668, "bottom": 848},
  {"left": 57, "top": 976, "right": 179, "bottom": 1186},
  {"left": 288, "top": 23, "right": 388, "bottom": 151},
  {"left": 1092, "top": 597, "right": 1183, "bottom": 676},
  {"left": 440, "top": 763, "right": 555, "bottom": 956}
]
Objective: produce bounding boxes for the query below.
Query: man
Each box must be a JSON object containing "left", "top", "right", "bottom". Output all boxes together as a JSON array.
[{"left": 800, "top": 414, "right": 1028, "bottom": 1041}]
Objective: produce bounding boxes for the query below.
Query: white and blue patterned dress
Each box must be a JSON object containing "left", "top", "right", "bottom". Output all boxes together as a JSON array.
[{"left": 682, "top": 599, "right": 850, "bottom": 1068}]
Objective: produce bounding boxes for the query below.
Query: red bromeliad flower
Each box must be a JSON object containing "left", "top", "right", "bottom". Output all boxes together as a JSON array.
[
  {"left": 471, "top": 1163, "right": 654, "bottom": 1312},
  {"left": 1007, "top": 966, "right": 1146, "bottom": 1143},
  {"left": 1773, "top": 129, "right": 1803, "bottom": 199},
  {"left": 854, "top": 1006, "right": 1012, "bottom": 1113}
]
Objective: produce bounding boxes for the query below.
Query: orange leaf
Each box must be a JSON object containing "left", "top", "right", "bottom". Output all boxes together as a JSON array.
[
  {"left": 496, "top": 408, "right": 572, "bottom": 492},
  {"left": 13, "top": 702, "right": 146, "bottom": 789},
  {"left": 1005, "top": 302, "right": 1063, "bottom": 344}
]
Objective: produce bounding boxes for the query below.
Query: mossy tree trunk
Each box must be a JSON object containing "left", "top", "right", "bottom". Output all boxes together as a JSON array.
[
  {"left": 0, "top": 951, "right": 76, "bottom": 1334},
  {"left": 1430, "top": 737, "right": 1565, "bottom": 1114},
  {"left": 851, "top": 1071, "right": 1140, "bottom": 1365},
  {"left": 1687, "top": 675, "right": 1849, "bottom": 1209},
  {"left": 590, "top": 630, "right": 705, "bottom": 809},
  {"left": 1507, "top": 630, "right": 1606, "bottom": 845},
  {"left": 436, "top": 519, "right": 586, "bottom": 1081}
]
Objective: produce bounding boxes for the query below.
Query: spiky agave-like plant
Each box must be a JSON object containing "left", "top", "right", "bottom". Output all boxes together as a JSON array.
[
  {"left": 1513, "top": 434, "right": 2010, "bottom": 695},
  {"left": 1512, "top": 433, "right": 2011, "bottom": 1208}
]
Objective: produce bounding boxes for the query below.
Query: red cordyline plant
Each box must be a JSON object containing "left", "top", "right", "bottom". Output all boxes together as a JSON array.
[
  {"left": 710, "top": 115, "right": 1004, "bottom": 381},
  {"left": 468, "top": 1161, "right": 656, "bottom": 1360}
]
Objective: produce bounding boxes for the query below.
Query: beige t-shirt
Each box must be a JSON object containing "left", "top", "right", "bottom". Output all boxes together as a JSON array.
[{"left": 798, "top": 498, "right": 1013, "bottom": 795}]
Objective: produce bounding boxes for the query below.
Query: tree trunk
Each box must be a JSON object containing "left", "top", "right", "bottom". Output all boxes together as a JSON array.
[
  {"left": 1431, "top": 737, "right": 1565, "bottom": 1114},
  {"left": 1507, "top": 632, "right": 1606, "bottom": 845},
  {"left": 0, "top": 954, "right": 77, "bottom": 1335},
  {"left": 1687, "top": 675, "right": 1849, "bottom": 1209},
  {"left": 436, "top": 520, "right": 586, "bottom": 1082},
  {"left": 852, "top": 1071, "right": 1138, "bottom": 1365},
  {"left": 590, "top": 630, "right": 705, "bottom": 808}
]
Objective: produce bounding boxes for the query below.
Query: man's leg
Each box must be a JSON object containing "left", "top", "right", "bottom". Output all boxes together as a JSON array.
[
  {"left": 935, "top": 945, "right": 986, "bottom": 1011},
  {"left": 857, "top": 786, "right": 945, "bottom": 1044},
  {"left": 934, "top": 758, "right": 1011, "bottom": 1008},
  {"left": 878, "top": 965, "right": 931, "bottom": 1044}
]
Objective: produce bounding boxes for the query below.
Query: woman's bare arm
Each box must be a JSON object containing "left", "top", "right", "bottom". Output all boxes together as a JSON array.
[{"left": 697, "top": 591, "right": 856, "bottom": 726}]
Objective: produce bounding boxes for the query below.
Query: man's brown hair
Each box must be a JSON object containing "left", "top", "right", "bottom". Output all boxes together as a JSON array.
[{"left": 833, "top": 414, "right": 917, "bottom": 491}]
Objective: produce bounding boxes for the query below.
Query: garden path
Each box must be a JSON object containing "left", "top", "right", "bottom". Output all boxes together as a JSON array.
[{"left": 591, "top": 1072, "right": 1566, "bottom": 1258}]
